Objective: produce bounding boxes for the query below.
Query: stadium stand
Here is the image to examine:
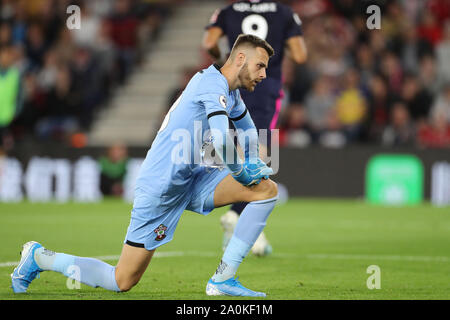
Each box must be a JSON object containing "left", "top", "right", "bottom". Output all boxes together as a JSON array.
[
  {"left": 279, "top": 0, "right": 450, "bottom": 148},
  {"left": 0, "top": 0, "right": 449, "bottom": 150},
  {"left": 88, "top": 0, "right": 224, "bottom": 146},
  {"left": 0, "top": 0, "right": 181, "bottom": 149}
]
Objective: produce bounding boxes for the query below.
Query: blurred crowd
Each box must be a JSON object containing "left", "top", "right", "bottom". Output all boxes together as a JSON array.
[
  {"left": 0, "top": 0, "right": 180, "bottom": 150},
  {"left": 278, "top": 0, "right": 450, "bottom": 148},
  {"left": 1, "top": 0, "right": 450, "bottom": 151}
]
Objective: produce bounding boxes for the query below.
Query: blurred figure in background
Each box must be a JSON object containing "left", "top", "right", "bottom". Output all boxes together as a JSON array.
[
  {"left": 35, "top": 65, "right": 79, "bottom": 141},
  {"left": 304, "top": 75, "right": 335, "bottom": 141},
  {"left": 417, "top": 8, "right": 443, "bottom": 47},
  {"left": 382, "top": 101, "right": 416, "bottom": 146},
  {"left": 279, "top": 103, "right": 311, "bottom": 148},
  {"left": 318, "top": 108, "right": 347, "bottom": 148},
  {"left": 400, "top": 74, "right": 433, "bottom": 128},
  {"left": 334, "top": 68, "right": 367, "bottom": 142},
  {"left": 109, "top": 0, "right": 139, "bottom": 84},
  {"left": 0, "top": 45, "right": 24, "bottom": 150},
  {"left": 418, "top": 54, "right": 439, "bottom": 95},
  {"left": 365, "top": 74, "right": 394, "bottom": 142},
  {"left": 398, "top": 21, "right": 434, "bottom": 75},
  {"left": 0, "top": 0, "right": 449, "bottom": 152},
  {"left": 417, "top": 108, "right": 450, "bottom": 148},
  {"left": 436, "top": 21, "right": 450, "bottom": 86},
  {"left": 0, "top": 0, "right": 177, "bottom": 147},
  {"left": 429, "top": 83, "right": 450, "bottom": 124},
  {"left": 99, "top": 143, "right": 129, "bottom": 197}
]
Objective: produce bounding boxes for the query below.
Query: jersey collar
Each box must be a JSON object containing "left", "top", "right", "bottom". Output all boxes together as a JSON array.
[{"left": 211, "top": 63, "right": 232, "bottom": 94}]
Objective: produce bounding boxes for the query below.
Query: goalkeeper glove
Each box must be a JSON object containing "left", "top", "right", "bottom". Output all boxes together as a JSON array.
[
  {"left": 245, "top": 158, "right": 273, "bottom": 181},
  {"left": 231, "top": 167, "right": 262, "bottom": 186}
]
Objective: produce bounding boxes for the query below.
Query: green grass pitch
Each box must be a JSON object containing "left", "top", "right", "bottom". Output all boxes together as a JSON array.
[{"left": 0, "top": 199, "right": 449, "bottom": 300}]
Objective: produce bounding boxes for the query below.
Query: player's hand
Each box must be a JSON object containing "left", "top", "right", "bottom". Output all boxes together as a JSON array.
[
  {"left": 231, "top": 167, "right": 262, "bottom": 187},
  {"left": 244, "top": 158, "right": 273, "bottom": 181}
]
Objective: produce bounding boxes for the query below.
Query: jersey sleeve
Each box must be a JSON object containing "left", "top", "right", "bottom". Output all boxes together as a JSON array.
[
  {"left": 229, "top": 90, "right": 247, "bottom": 121},
  {"left": 195, "top": 74, "right": 229, "bottom": 118},
  {"left": 283, "top": 6, "right": 303, "bottom": 40},
  {"left": 208, "top": 114, "right": 243, "bottom": 174},
  {"left": 229, "top": 91, "right": 258, "bottom": 163},
  {"left": 205, "top": 7, "right": 227, "bottom": 32}
]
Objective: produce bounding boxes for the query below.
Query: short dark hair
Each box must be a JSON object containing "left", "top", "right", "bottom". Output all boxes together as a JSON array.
[{"left": 230, "top": 34, "right": 275, "bottom": 58}]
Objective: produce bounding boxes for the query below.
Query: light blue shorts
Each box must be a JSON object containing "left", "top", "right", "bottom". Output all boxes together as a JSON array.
[{"left": 124, "top": 167, "right": 229, "bottom": 251}]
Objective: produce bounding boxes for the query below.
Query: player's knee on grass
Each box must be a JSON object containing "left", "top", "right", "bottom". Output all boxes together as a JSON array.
[
  {"left": 115, "top": 270, "right": 142, "bottom": 292},
  {"left": 116, "top": 277, "right": 138, "bottom": 292}
]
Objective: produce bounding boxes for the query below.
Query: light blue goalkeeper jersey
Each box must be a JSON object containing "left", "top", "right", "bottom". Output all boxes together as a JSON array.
[{"left": 135, "top": 64, "right": 248, "bottom": 197}]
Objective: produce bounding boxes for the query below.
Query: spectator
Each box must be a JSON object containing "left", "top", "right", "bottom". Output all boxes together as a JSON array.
[
  {"left": 1, "top": 0, "right": 448, "bottom": 150},
  {"left": 382, "top": 1, "right": 408, "bottom": 39},
  {"left": 25, "top": 22, "right": 47, "bottom": 70},
  {"left": 429, "top": 83, "right": 450, "bottom": 124},
  {"left": 436, "top": 21, "right": 450, "bottom": 85},
  {"left": 35, "top": 65, "right": 79, "bottom": 141},
  {"left": 417, "top": 9, "right": 443, "bottom": 47},
  {"left": 0, "top": 0, "right": 177, "bottom": 147},
  {"left": 355, "top": 43, "right": 375, "bottom": 89},
  {"left": 379, "top": 51, "right": 403, "bottom": 94},
  {"left": 287, "top": 63, "right": 314, "bottom": 104},
  {"left": 109, "top": 0, "right": 140, "bottom": 83},
  {"left": 10, "top": 44, "right": 28, "bottom": 74},
  {"left": 279, "top": 104, "right": 311, "bottom": 147},
  {"left": 417, "top": 107, "right": 450, "bottom": 148},
  {"left": 365, "top": 74, "right": 394, "bottom": 142},
  {"left": 418, "top": 54, "right": 439, "bottom": 95},
  {"left": 334, "top": 68, "right": 367, "bottom": 142},
  {"left": 401, "top": 74, "right": 433, "bottom": 124},
  {"left": 0, "top": 22, "right": 12, "bottom": 46},
  {"left": 368, "top": 30, "right": 387, "bottom": 59},
  {"left": 0, "top": 45, "right": 24, "bottom": 149},
  {"left": 71, "top": 3, "right": 102, "bottom": 50},
  {"left": 36, "top": 48, "right": 59, "bottom": 91},
  {"left": 318, "top": 108, "right": 347, "bottom": 148},
  {"left": 382, "top": 102, "right": 416, "bottom": 146},
  {"left": 304, "top": 75, "right": 335, "bottom": 139},
  {"left": 10, "top": 1, "right": 28, "bottom": 45},
  {"left": 69, "top": 47, "right": 103, "bottom": 129},
  {"left": 426, "top": 0, "right": 450, "bottom": 27},
  {"left": 399, "top": 22, "right": 434, "bottom": 75},
  {"left": 99, "top": 143, "right": 129, "bottom": 197}
]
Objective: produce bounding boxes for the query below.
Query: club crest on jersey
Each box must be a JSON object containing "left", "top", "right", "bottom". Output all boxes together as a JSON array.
[
  {"left": 219, "top": 95, "right": 227, "bottom": 109},
  {"left": 154, "top": 224, "right": 168, "bottom": 241}
]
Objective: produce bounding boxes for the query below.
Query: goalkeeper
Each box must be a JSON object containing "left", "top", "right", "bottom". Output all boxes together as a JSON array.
[{"left": 11, "top": 34, "right": 278, "bottom": 297}]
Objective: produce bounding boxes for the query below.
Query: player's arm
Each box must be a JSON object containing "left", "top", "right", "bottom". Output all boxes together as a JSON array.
[
  {"left": 283, "top": 8, "right": 307, "bottom": 64},
  {"left": 202, "top": 26, "right": 223, "bottom": 60},
  {"left": 285, "top": 35, "right": 308, "bottom": 64},
  {"left": 231, "top": 107, "right": 273, "bottom": 179},
  {"left": 230, "top": 108, "right": 259, "bottom": 164},
  {"left": 207, "top": 113, "right": 260, "bottom": 186}
]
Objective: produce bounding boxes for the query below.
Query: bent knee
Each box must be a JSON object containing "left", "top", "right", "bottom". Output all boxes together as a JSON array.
[
  {"left": 116, "top": 278, "right": 139, "bottom": 292},
  {"left": 251, "top": 179, "right": 278, "bottom": 202},
  {"left": 115, "top": 271, "right": 141, "bottom": 292},
  {"left": 265, "top": 179, "right": 278, "bottom": 199}
]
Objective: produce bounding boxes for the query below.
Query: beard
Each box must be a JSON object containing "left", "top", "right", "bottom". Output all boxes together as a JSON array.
[{"left": 238, "top": 63, "right": 256, "bottom": 92}]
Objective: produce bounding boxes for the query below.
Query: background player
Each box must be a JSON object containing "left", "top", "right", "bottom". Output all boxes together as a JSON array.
[
  {"left": 11, "top": 34, "right": 279, "bottom": 297},
  {"left": 202, "top": 0, "right": 308, "bottom": 255}
]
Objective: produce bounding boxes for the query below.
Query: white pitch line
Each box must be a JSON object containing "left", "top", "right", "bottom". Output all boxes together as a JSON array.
[
  {"left": 1, "top": 251, "right": 449, "bottom": 268},
  {"left": 304, "top": 253, "right": 450, "bottom": 263}
]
